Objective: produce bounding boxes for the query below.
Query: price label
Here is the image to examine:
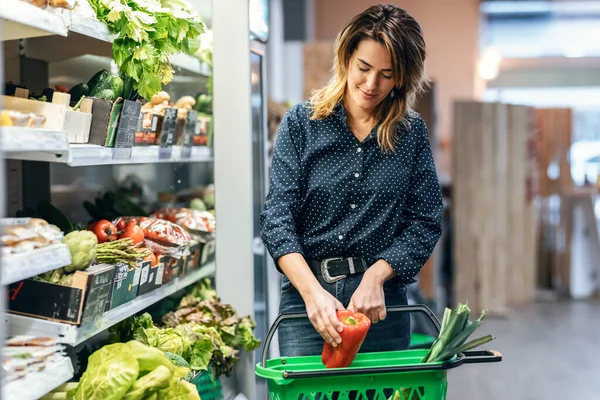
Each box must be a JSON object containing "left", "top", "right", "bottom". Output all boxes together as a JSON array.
[
  {"left": 180, "top": 110, "right": 197, "bottom": 159},
  {"left": 155, "top": 262, "right": 165, "bottom": 285},
  {"left": 113, "top": 100, "right": 141, "bottom": 161},
  {"left": 159, "top": 108, "right": 177, "bottom": 160},
  {"left": 140, "top": 266, "right": 149, "bottom": 286},
  {"left": 133, "top": 268, "right": 141, "bottom": 287}
]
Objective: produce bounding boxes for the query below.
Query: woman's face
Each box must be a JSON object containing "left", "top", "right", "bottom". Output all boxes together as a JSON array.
[{"left": 346, "top": 39, "right": 396, "bottom": 114}]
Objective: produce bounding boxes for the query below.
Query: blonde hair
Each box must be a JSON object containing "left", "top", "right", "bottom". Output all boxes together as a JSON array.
[{"left": 309, "top": 4, "right": 428, "bottom": 152}]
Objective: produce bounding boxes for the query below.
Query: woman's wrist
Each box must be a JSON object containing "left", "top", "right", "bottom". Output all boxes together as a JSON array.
[{"left": 365, "top": 259, "right": 396, "bottom": 285}]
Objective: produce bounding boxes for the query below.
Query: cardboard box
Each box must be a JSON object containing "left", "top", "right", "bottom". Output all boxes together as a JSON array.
[
  {"left": 105, "top": 263, "right": 141, "bottom": 311},
  {"left": 185, "top": 240, "right": 202, "bottom": 271},
  {"left": 137, "top": 259, "right": 165, "bottom": 295},
  {"left": 199, "top": 239, "right": 216, "bottom": 266},
  {"left": 160, "top": 255, "right": 181, "bottom": 284},
  {"left": 88, "top": 97, "right": 124, "bottom": 146},
  {"left": 7, "top": 264, "right": 115, "bottom": 325}
]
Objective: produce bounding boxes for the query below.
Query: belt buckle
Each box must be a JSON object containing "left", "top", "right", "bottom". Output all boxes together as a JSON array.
[{"left": 321, "top": 257, "right": 346, "bottom": 284}]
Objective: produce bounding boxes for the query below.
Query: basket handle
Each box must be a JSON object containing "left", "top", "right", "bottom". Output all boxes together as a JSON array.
[
  {"left": 462, "top": 349, "right": 502, "bottom": 364},
  {"left": 260, "top": 304, "right": 441, "bottom": 368}
]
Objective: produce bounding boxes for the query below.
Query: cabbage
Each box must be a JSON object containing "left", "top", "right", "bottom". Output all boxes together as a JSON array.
[
  {"left": 74, "top": 345, "right": 139, "bottom": 400},
  {"left": 122, "top": 365, "right": 171, "bottom": 400}
]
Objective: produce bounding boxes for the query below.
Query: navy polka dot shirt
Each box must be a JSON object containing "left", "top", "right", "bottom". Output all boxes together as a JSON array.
[{"left": 260, "top": 102, "right": 443, "bottom": 284}]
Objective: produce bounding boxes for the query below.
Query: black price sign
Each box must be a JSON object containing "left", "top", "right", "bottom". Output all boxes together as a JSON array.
[
  {"left": 181, "top": 110, "right": 197, "bottom": 159},
  {"left": 113, "top": 100, "right": 142, "bottom": 161},
  {"left": 159, "top": 108, "right": 177, "bottom": 159}
]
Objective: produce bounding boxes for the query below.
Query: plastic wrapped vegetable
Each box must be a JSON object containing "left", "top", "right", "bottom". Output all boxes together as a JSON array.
[
  {"left": 139, "top": 218, "right": 191, "bottom": 258},
  {"left": 63, "top": 230, "right": 98, "bottom": 273},
  {"left": 152, "top": 208, "right": 215, "bottom": 237},
  {"left": 112, "top": 217, "right": 191, "bottom": 258}
]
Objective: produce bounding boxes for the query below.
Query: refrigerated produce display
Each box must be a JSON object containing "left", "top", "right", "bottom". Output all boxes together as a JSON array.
[{"left": 1, "top": 0, "right": 265, "bottom": 398}]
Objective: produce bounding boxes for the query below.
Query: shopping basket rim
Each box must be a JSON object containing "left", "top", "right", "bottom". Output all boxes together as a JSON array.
[{"left": 255, "top": 348, "right": 467, "bottom": 382}]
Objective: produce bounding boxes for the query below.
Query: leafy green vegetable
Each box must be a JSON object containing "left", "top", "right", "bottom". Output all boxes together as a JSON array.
[
  {"left": 161, "top": 379, "right": 199, "bottom": 400},
  {"left": 126, "top": 340, "right": 174, "bottom": 375},
  {"left": 87, "top": 0, "right": 205, "bottom": 100},
  {"left": 231, "top": 316, "right": 261, "bottom": 352},
  {"left": 74, "top": 344, "right": 139, "bottom": 400},
  {"left": 164, "top": 352, "right": 189, "bottom": 369},
  {"left": 123, "top": 365, "right": 171, "bottom": 400}
]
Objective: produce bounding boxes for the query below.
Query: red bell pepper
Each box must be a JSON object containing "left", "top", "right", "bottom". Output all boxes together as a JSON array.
[{"left": 322, "top": 310, "right": 371, "bottom": 368}]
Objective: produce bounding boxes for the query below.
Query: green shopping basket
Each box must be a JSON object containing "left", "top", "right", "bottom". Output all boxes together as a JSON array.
[{"left": 256, "top": 305, "right": 501, "bottom": 400}]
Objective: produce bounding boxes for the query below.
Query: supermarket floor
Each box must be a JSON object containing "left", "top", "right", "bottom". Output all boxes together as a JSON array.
[{"left": 447, "top": 299, "right": 600, "bottom": 400}]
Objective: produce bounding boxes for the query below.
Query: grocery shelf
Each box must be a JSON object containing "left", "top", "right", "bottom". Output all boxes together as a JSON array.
[
  {"left": 1, "top": 244, "right": 72, "bottom": 286},
  {"left": 5, "top": 262, "right": 216, "bottom": 346},
  {"left": 2, "top": 355, "right": 74, "bottom": 400},
  {"left": 5, "top": 141, "right": 214, "bottom": 166},
  {"left": 0, "top": 0, "right": 68, "bottom": 41},
  {"left": 1, "top": 3, "right": 209, "bottom": 76},
  {"left": 1, "top": 127, "right": 71, "bottom": 155},
  {"left": 68, "top": 13, "right": 210, "bottom": 76}
]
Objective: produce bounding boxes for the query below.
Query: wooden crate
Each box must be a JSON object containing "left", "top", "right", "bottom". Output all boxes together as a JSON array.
[{"left": 452, "top": 101, "right": 537, "bottom": 314}]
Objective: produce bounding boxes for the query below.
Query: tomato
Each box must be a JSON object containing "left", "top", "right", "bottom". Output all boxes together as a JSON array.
[
  {"left": 120, "top": 223, "right": 144, "bottom": 245},
  {"left": 93, "top": 220, "right": 119, "bottom": 243},
  {"left": 116, "top": 219, "right": 128, "bottom": 231}
]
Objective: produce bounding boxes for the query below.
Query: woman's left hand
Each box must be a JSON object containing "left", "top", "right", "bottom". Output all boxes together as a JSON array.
[{"left": 347, "top": 260, "right": 395, "bottom": 324}]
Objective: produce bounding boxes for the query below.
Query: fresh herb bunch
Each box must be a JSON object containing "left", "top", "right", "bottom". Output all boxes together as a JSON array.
[{"left": 88, "top": 0, "right": 205, "bottom": 100}]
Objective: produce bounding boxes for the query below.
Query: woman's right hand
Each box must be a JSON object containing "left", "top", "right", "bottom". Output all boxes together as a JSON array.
[{"left": 302, "top": 286, "right": 345, "bottom": 347}]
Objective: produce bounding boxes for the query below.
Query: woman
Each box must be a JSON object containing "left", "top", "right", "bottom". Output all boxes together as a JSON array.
[{"left": 260, "top": 4, "right": 443, "bottom": 357}]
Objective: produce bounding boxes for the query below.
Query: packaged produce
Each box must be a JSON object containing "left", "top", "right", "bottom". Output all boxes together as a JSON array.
[
  {"left": 63, "top": 230, "right": 98, "bottom": 273},
  {"left": 113, "top": 217, "right": 191, "bottom": 258},
  {"left": 0, "top": 218, "right": 63, "bottom": 255},
  {"left": 321, "top": 310, "right": 371, "bottom": 368},
  {"left": 152, "top": 207, "right": 215, "bottom": 240}
]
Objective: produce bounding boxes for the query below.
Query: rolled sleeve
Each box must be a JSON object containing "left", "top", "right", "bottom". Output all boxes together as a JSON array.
[
  {"left": 375, "top": 120, "right": 443, "bottom": 283},
  {"left": 260, "top": 107, "right": 305, "bottom": 262}
]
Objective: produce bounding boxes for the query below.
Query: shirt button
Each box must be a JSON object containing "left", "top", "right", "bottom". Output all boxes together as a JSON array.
[
  {"left": 338, "top": 235, "right": 344, "bottom": 240},
  {"left": 350, "top": 204, "right": 356, "bottom": 209},
  {"left": 357, "top": 148, "right": 362, "bottom": 153},
  {"left": 354, "top": 173, "right": 360, "bottom": 178}
]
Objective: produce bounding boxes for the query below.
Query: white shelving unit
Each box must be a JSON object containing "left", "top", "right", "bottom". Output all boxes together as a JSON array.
[
  {"left": 2, "top": 355, "right": 74, "bottom": 400},
  {"left": 6, "top": 141, "right": 214, "bottom": 166},
  {"left": 1, "top": 244, "right": 72, "bottom": 286},
  {"left": 0, "top": 0, "right": 68, "bottom": 41},
  {"left": 1, "top": 127, "right": 71, "bottom": 154},
  {"left": 5, "top": 262, "right": 215, "bottom": 346},
  {"left": 0, "top": 0, "right": 258, "bottom": 397}
]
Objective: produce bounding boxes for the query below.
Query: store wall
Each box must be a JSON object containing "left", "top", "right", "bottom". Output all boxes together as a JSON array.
[{"left": 312, "top": 0, "right": 483, "bottom": 175}]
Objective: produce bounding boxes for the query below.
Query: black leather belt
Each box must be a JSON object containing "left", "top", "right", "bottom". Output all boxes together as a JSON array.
[{"left": 307, "top": 257, "right": 370, "bottom": 283}]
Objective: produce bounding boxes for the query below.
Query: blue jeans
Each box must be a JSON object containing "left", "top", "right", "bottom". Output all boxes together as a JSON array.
[{"left": 277, "top": 272, "right": 411, "bottom": 357}]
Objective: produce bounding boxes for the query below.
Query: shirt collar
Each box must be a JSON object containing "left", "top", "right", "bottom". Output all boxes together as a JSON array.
[{"left": 333, "top": 102, "right": 379, "bottom": 142}]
